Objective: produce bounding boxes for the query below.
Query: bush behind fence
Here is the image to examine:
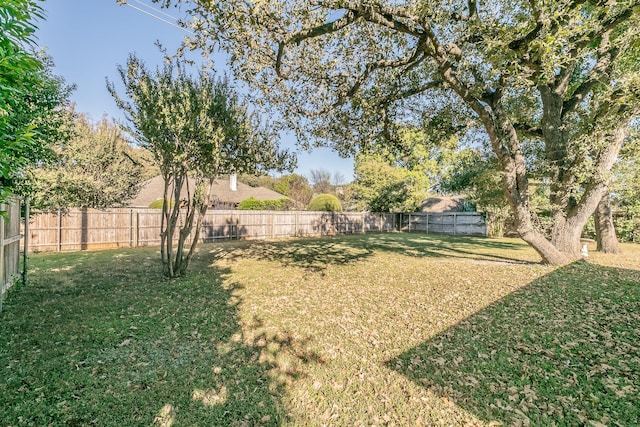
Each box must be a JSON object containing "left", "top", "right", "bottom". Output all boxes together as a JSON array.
[{"left": 23, "top": 208, "right": 487, "bottom": 253}]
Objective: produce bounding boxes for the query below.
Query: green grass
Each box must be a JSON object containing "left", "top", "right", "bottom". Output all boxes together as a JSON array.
[{"left": 1, "top": 233, "right": 639, "bottom": 426}]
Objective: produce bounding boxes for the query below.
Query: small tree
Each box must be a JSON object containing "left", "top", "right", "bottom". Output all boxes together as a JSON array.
[
  {"left": 308, "top": 169, "right": 334, "bottom": 195},
  {"left": 108, "top": 52, "right": 294, "bottom": 277},
  {"left": 278, "top": 174, "right": 314, "bottom": 207}
]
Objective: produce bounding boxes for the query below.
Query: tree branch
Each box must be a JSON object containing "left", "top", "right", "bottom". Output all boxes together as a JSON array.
[
  {"left": 562, "top": 36, "right": 621, "bottom": 117},
  {"left": 310, "top": 1, "right": 424, "bottom": 24},
  {"left": 338, "top": 36, "right": 429, "bottom": 103},
  {"left": 379, "top": 80, "right": 443, "bottom": 107},
  {"left": 276, "top": 9, "right": 360, "bottom": 78},
  {"left": 513, "top": 123, "right": 543, "bottom": 138}
]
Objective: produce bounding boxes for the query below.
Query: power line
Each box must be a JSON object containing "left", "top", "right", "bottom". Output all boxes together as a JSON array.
[
  {"left": 117, "top": 0, "right": 194, "bottom": 35},
  {"left": 131, "top": 0, "right": 179, "bottom": 21}
]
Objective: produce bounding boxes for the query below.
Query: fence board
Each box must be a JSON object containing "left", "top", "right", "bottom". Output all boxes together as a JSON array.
[
  {"left": 1, "top": 198, "right": 22, "bottom": 310},
  {"left": 23, "top": 209, "right": 486, "bottom": 253},
  {"left": 405, "top": 212, "right": 487, "bottom": 237}
]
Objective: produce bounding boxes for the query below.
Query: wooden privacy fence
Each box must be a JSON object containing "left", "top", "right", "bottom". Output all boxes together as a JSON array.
[
  {"left": 23, "top": 208, "right": 487, "bottom": 253},
  {"left": 1, "top": 198, "right": 23, "bottom": 311},
  {"left": 404, "top": 212, "right": 487, "bottom": 236}
]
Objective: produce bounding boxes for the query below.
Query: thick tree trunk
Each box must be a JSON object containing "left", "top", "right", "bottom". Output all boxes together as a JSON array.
[
  {"left": 594, "top": 194, "right": 620, "bottom": 253},
  {"left": 440, "top": 60, "right": 613, "bottom": 266},
  {"left": 449, "top": 88, "right": 573, "bottom": 264},
  {"left": 483, "top": 104, "right": 572, "bottom": 265},
  {"left": 550, "top": 217, "right": 584, "bottom": 259},
  {"left": 549, "top": 182, "right": 609, "bottom": 259}
]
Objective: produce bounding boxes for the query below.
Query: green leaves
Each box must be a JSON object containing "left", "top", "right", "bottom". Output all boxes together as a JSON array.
[
  {"left": 108, "top": 50, "right": 295, "bottom": 277},
  {"left": 1, "top": 1, "right": 73, "bottom": 202},
  {"left": 108, "top": 54, "right": 294, "bottom": 182},
  {"left": 351, "top": 154, "right": 427, "bottom": 213},
  {"left": 307, "top": 193, "right": 342, "bottom": 212},
  {"left": 26, "top": 114, "right": 152, "bottom": 209}
]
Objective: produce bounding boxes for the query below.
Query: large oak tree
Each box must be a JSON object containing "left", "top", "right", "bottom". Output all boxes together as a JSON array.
[{"left": 162, "top": 0, "right": 639, "bottom": 264}]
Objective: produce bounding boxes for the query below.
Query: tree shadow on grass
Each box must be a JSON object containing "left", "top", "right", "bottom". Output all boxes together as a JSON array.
[
  {"left": 361, "top": 233, "right": 537, "bottom": 264},
  {"left": 0, "top": 249, "right": 322, "bottom": 426},
  {"left": 387, "top": 261, "right": 640, "bottom": 425},
  {"left": 212, "top": 232, "right": 537, "bottom": 273},
  {"left": 210, "top": 236, "right": 377, "bottom": 273}
]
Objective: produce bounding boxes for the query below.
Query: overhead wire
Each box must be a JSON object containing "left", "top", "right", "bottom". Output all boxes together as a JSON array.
[
  {"left": 117, "top": 0, "right": 194, "bottom": 34},
  {"left": 131, "top": 0, "right": 179, "bottom": 21}
]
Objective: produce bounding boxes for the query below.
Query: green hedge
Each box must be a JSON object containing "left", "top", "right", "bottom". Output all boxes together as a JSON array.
[
  {"left": 148, "top": 199, "right": 175, "bottom": 209},
  {"left": 237, "top": 197, "right": 291, "bottom": 211},
  {"left": 307, "top": 194, "right": 342, "bottom": 212}
]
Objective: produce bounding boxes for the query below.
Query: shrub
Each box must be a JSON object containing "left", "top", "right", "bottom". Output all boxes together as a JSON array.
[
  {"left": 308, "top": 194, "right": 342, "bottom": 212},
  {"left": 262, "top": 198, "right": 291, "bottom": 211},
  {"left": 238, "top": 197, "right": 291, "bottom": 211},
  {"left": 149, "top": 199, "right": 174, "bottom": 209},
  {"left": 237, "top": 196, "right": 264, "bottom": 210}
]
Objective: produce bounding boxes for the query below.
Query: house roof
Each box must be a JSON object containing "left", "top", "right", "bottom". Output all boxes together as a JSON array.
[
  {"left": 420, "top": 196, "right": 467, "bottom": 213},
  {"left": 127, "top": 175, "right": 287, "bottom": 208}
]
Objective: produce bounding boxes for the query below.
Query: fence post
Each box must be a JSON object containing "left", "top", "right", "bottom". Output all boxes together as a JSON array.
[
  {"left": 134, "top": 212, "right": 140, "bottom": 247},
  {"left": 454, "top": 213, "right": 457, "bottom": 236},
  {"left": 0, "top": 203, "right": 5, "bottom": 312},
  {"left": 57, "top": 208, "right": 62, "bottom": 252},
  {"left": 234, "top": 213, "right": 239, "bottom": 239},
  {"left": 270, "top": 212, "right": 275, "bottom": 238},
  {"left": 22, "top": 198, "right": 29, "bottom": 285},
  {"left": 294, "top": 212, "right": 298, "bottom": 237}
]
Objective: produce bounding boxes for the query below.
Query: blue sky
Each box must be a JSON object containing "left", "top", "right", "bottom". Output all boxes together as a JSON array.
[{"left": 35, "top": 0, "right": 354, "bottom": 182}]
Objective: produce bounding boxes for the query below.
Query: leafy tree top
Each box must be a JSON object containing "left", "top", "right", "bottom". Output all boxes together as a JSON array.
[
  {"left": 107, "top": 51, "right": 296, "bottom": 181},
  {"left": 164, "top": 0, "right": 639, "bottom": 154}
]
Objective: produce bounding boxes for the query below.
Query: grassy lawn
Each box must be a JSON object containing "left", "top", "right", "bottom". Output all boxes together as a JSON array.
[{"left": 1, "top": 233, "right": 639, "bottom": 426}]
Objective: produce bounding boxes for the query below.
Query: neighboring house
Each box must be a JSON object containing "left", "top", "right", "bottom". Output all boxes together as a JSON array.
[
  {"left": 420, "top": 195, "right": 469, "bottom": 213},
  {"left": 128, "top": 174, "right": 288, "bottom": 209}
]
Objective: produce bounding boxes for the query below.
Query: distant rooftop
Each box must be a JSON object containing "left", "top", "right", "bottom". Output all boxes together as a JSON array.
[
  {"left": 127, "top": 175, "right": 287, "bottom": 209},
  {"left": 420, "top": 196, "right": 467, "bottom": 213}
]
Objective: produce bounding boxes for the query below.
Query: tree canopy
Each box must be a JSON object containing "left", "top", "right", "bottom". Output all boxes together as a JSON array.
[
  {"left": 0, "top": 0, "right": 73, "bottom": 205},
  {"left": 165, "top": 0, "right": 640, "bottom": 264},
  {"left": 108, "top": 51, "right": 295, "bottom": 277},
  {"left": 26, "top": 113, "right": 154, "bottom": 209},
  {"left": 351, "top": 151, "right": 428, "bottom": 213}
]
